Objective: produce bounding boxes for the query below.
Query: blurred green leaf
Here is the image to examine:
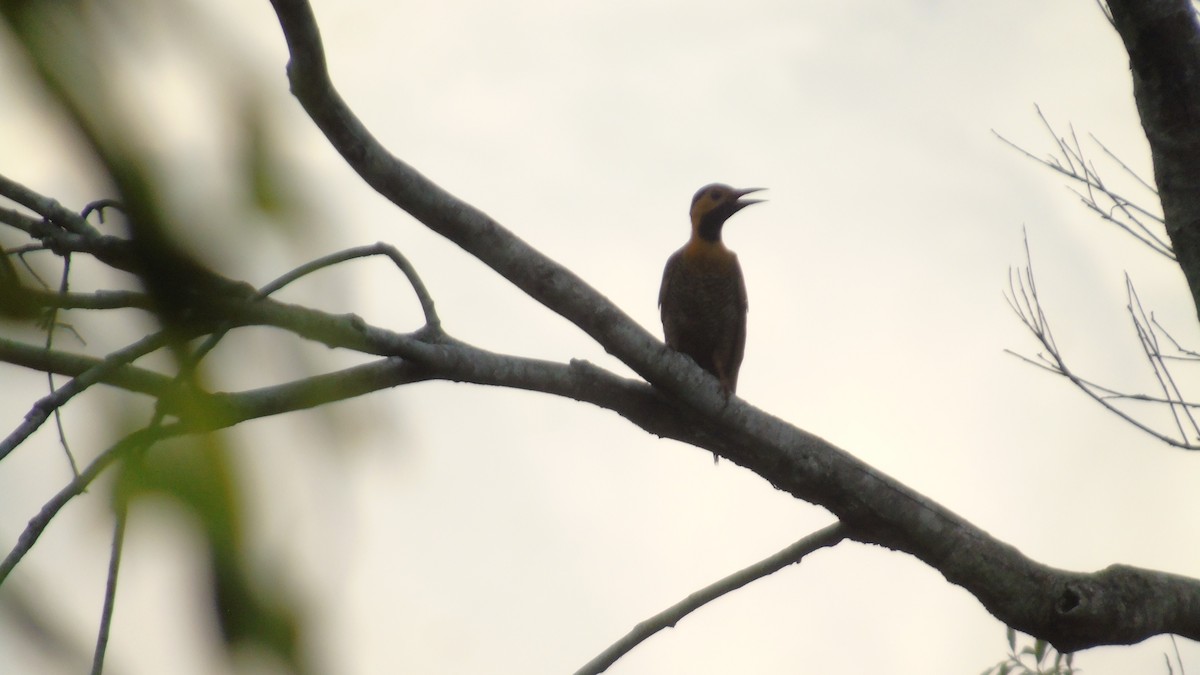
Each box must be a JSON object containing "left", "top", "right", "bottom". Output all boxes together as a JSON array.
[
  {"left": 113, "top": 431, "right": 301, "bottom": 669},
  {"left": 1033, "top": 639, "right": 1048, "bottom": 664}
]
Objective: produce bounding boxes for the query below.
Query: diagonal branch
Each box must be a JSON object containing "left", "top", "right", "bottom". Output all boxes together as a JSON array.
[
  {"left": 0, "top": 337, "right": 173, "bottom": 396},
  {"left": 575, "top": 523, "right": 847, "bottom": 675},
  {"left": 0, "top": 332, "right": 171, "bottom": 462},
  {"left": 0, "top": 423, "right": 182, "bottom": 585},
  {"left": 1106, "top": 0, "right": 1200, "bottom": 318},
  {"left": 267, "top": 0, "right": 1200, "bottom": 653},
  {"left": 994, "top": 108, "right": 1172, "bottom": 259},
  {"left": 1126, "top": 274, "right": 1200, "bottom": 442},
  {"left": 267, "top": 0, "right": 705, "bottom": 405}
]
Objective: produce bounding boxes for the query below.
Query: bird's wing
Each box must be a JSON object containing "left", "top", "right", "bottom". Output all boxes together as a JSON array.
[
  {"left": 731, "top": 254, "right": 748, "bottom": 383},
  {"left": 658, "top": 250, "right": 681, "bottom": 308}
]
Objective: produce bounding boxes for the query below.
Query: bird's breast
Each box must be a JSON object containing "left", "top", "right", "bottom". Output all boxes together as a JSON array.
[{"left": 662, "top": 241, "right": 746, "bottom": 322}]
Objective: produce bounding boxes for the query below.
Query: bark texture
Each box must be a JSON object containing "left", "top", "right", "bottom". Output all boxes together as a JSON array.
[
  {"left": 263, "top": 0, "right": 1200, "bottom": 652},
  {"left": 1109, "top": 0, "right": 1200, "bottom": 316}
]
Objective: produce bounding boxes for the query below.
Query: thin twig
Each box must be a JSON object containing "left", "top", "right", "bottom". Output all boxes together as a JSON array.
[
  {"left": 0, "top": 332, "right": 170, "bottom": 462},
  {"left": 1152, "top": 315, "right": 1200, "bottom": 359},
  {"left": 574, "top": 523, "right": 847, "bottom": 675},
  {"left": 257, "top": 242, "right": 439, "bottom": 327},
  {"left": 46, "top": 252, "right": 80, "bottom": 476},
  {"left": 90, "top": 501, "right": 127, "bottom": 675},
  {"left": 185, "top": 241, "right": 439, "bottom": 373},
  {"left": 1126, "top": 276, "right": 1200, "bottom": 440},
  {"left": 0, "top": 173, "right": 102, "bottom": 238},
  {"left": 0, "top": 423, "right": 182, "bottom": 585},
  {"left": 1004, "top": 346, "right": 1200, "bottom": 407},
  {"left": 1091, "top": 132, "right": 1157, "bottom": 195},
  {"left": 1169, "top": 634, "right": 1186, "bottom": 675},
  {"left": 81, "top": 199, "right": 122, "bottom": 224},
  {"left": 994, "top": 107, "right": 1172, "bottom": 259},
  {"left": 1006, "top": 233, "right": 1200, "bottom": 449}
]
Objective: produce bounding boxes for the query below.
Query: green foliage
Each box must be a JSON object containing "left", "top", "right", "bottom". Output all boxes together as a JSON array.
[
  {"left": 114, "top": 433, "right": 302, "bottom": 670},
  {"left": 980, "top": 627, "right": 1078, "bottom": 675},
  {"left": 0, "top": 2, "right": 317, "bottom": 672}
]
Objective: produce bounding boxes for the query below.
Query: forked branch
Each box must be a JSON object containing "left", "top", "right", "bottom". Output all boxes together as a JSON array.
[
  {"left": 266, "top": 0, "right": 1200, "bottom": 654},
  {"left": 995, "top": 106, "right": 1171, "bottom": 259},
  {"left": 1006, "top": 233, "right": 1200, "bottom": 449}
]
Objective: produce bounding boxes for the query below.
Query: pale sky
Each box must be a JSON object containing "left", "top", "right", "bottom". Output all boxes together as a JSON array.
[{"left": 2, "top": 0, "right": 1199, "bottom": 673}]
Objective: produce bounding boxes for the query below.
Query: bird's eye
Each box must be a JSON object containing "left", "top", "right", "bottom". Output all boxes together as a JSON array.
[{"left": 709, "top": 189, "right": 723, "bottom": 201}]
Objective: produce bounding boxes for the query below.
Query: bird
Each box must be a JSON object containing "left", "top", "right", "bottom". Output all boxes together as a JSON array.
[{"left": 659, "top": 183, "right": 764, "bottom": 396}]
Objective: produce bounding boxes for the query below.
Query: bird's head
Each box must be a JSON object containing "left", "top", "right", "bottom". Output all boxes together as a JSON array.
[{"left": 689, "top": 183, "right": 765, "bottom": 242}]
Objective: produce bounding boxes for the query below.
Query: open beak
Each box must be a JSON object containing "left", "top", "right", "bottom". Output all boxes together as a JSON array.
[{"left": 734, "top": 187, "right": 767, "bottom": 211}]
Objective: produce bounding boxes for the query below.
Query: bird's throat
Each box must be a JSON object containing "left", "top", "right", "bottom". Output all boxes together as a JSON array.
[{"left": 693, "top": 211, "right": 726, "bottom": 243}]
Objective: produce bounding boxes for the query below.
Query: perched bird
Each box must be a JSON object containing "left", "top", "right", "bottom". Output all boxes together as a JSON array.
[{"left": 659, "top": 183, "right": 764, "bottom": 395}]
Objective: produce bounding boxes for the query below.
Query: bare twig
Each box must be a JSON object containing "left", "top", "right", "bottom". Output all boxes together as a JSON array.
[
  {"left": 1092, "top": 133, "right": 1157, "bottom": 195},
  {"left": 24, "top": 289, "right": 153, "bottom": 311},
  {"left": 258, "top": 242, "right": 440, "bottom": 328},
  {"left": 994, "top": 107, "right": 1172, "bottom": 259},
  {"left": 182, "top": 241, "right": 439, "bottom": 378},
  {"left": 90, "top": 502, "right": 127, "bottom": 675},
  {"left": 1168, "top": 634, "right": 1186, "bottom": 675},
  {"left": 0, "top": 337, "right": 172, "bottom": 396},
  {"left": 81, "top": 199, "right": 122, "bottom": 224},
  {"left": 1151, "top": 315, "right": 1200, "bottom": 359},
  {"left": 1006, "top": 232, "right": 1200, "bottom": 449},
  {"left": 45, "top": 252, "right": 79, "bottom": 476},
  {"left": 575, "top": 523, "right": 847, "bottom": 675},
  {"left": 0, "top": 423, "right": 182, "bottom": 585},
  {"left": 0, "top": 332, "right": 170, "bottom": 462},
  {"left": 1126, "top": 275, "right": 1200, "bottom": 441},
  {"left": 0, "top": 173, "right": 103, "bottom": 238}
]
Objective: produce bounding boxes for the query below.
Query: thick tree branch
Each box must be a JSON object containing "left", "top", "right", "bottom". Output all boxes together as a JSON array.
[
  {"left": 1107, "top": 0, "right": 1200, "bottom": 317},
  {"left": 0, "top": 307, "right": 726, "bottom": 459},
  {"left": 265, "top": 0, "right": 1200, "bottom": 652},
  {"left": 0, "top": 337, "right": 171, "bottom": 398}
]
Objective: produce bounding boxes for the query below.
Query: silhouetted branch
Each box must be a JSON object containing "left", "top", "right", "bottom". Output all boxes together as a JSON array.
[
  {"left": 1126, "top": 274, "right": 1200, "bottom": 441},
  {"left": 0, "top": 332, "right": 171, "bottom": 462},
  {"left": 1151, "top": 316, "right": 1200, "bottom": 360},
  {"left": 575, "top": 523, "right": 847, "bottom": 675},
  {"left": 268, "top": 0, "right": 1200, "bottom": 653},
  {"left": 259, "top": 242, "right": 440, "bottom": 328},
  {"left": 0, "top": 173, "right": 104, "bottom": 238},
  {"left": 24, "top": 289, "right": 152, "bottom": 311},
  {"left": 1103, "top": 0, "right": 1200, "bottom": 317},
  {"left": 995, "top": 106, "right": 1172, "bottom": 259},
  {"left": 90, "top": 502, "right": 126, "bottom": 675},
  {"left": 0, "top": 424, "right": 181, "bottom": 585},
  {"left": 1, "top": 1, "right": 1197, "bottom": 666},
  {"left": 1006, "top": 233, "right": 1200, "bottom": 449}
]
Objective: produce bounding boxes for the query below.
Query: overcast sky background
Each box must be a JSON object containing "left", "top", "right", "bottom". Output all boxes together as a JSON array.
[{"left": 2, "top": 0, "right": 1200, "bottom": 673}]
